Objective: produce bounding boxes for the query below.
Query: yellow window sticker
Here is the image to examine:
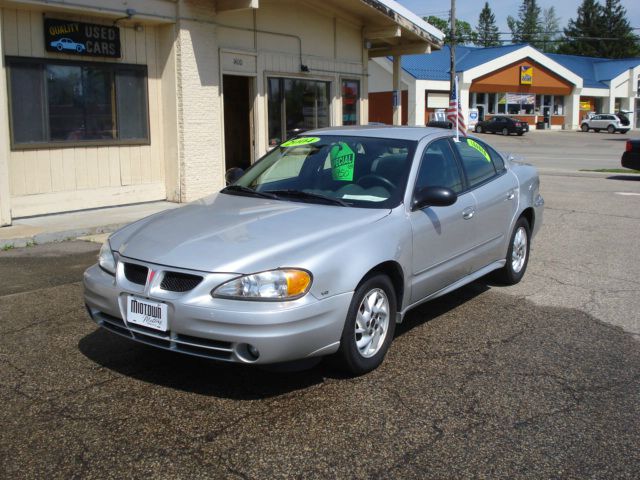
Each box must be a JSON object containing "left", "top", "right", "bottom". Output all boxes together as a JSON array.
[
  {"left": 281, "top": 137, "right": 320, "bottom": 147},
  {"left": 466, "top": 138, "right": 491, "bottom": 162},
  {"left": 330, "top": 142, "right": 355, "bottom": 181}
]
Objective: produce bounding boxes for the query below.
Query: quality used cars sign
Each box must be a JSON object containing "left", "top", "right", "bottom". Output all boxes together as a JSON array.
[{"left": 44, "top": 18, "right": 121, "bottom": 58}]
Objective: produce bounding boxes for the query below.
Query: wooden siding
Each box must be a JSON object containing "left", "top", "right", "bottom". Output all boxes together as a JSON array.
[
  {"left": 368, "top": 91, "right": 408, "bottom": 125},
  {"left": 2, "top": 8, "right": 165, "bottom": 217},
  {"left": 470, "top": 58, "right": 574, "bottom": 96}
]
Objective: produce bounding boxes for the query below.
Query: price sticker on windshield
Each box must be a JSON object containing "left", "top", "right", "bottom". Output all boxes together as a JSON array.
[
  {"left": 330, "top": 142, "right": 355, "bottom": 181},
  {"left": 466, "top": 138, "right": 491, "bottom": 162},
  {"left": 281, "top": 137, "right": 320, "bottom": 147}
]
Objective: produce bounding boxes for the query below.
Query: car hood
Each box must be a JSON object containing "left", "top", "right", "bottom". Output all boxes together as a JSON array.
[{"left": 110, "top": 192, "right": 391, "bottom": 273}]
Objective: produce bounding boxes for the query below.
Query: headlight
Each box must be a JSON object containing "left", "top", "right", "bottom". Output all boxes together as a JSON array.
[
  {"left": 212, "top": 269, "right": 312, "bottom": 300},
  {"left": 98, "top": 240, "right": 116, "bottom": 275}
]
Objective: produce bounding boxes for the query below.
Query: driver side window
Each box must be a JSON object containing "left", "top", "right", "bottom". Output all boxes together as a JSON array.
[{"left": 414, "top": 139, "right": 464, "bottom": 194}]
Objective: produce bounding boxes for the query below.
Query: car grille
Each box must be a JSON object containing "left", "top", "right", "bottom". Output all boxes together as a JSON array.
[
  {"left": 93, "top": 312, "right": 233, "bottom": 361},
  {"left": 123, "top": 262, "right": 148, "bottom": 285},
  {"left": 161, "top": 272, "right": 203, "bottom": 292}
]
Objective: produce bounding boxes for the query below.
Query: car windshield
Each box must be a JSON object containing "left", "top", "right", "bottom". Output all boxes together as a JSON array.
[{"left": 224, "top": 135, "right": 417, "bottom": 209}]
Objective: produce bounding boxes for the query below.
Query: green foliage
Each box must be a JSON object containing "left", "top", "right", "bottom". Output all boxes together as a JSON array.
[
  {"left": 540, "top": 7, "right": 561, "bottom": 53},
  {"left": 476, "top": 2, "right": 501, "bottom": 47},
  {"left": 558, "top": 0, "right": 640, "bottom": 58},
  {"left": 425, "top": 16, "right": 478, "bottom": 45},
  {"left": 508, "top": 0, "right": 543, "bottom": 48}
]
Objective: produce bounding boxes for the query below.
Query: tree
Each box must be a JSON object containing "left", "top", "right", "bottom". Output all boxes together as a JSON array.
[
  {"left": 599, "top": 0, "right": 640, "bottom": 57},
  {"left": 540, "top": 7, "right": 561, "bottom": 53},
  {"left": 557, "top": 0, "right": 602, "bottom": 56},
  {"left": 476, "top": 2, "right": 501, "bottom": 47},
  {"left": 507, "top": 0, "right": 542, "bottom": 48},
  {"left": 425, "top": 15, "right": 478, "bottom": 45}
]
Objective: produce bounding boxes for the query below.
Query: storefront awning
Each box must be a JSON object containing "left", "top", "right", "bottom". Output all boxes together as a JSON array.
[{"left": 218, "top": 0, "right": 444, "bottom": 56}]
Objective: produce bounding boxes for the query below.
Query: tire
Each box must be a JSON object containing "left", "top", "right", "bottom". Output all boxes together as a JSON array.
[
  {"left": 502, "top": 127, "right": 509, "bottom": 136},
  {"left": 581, "top": 123, "right": 589, "bottom": 132},
  {"left": 475, "top": 125, "right": 483, "bottom": 133},
  {"left": 336, "top": 274, "right": 397, "bottom": 375},
  {"left": 607, "top": 125, "right": 616, "bottom": 134},
  {"left": 493, "top": 217, "right": 531, "bottom": 285},
  {"left": 76, "top": 45, "right": 83, "bottom": 53},
  {"left": 56, "top": 44, "right": 63, "bottom": 51}
]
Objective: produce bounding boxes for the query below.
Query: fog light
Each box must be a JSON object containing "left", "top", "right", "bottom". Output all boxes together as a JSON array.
[{"left": 247, "top": 345, "right": 260, "bottom": 360}]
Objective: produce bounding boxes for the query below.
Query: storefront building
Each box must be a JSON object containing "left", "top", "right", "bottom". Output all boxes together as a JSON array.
[
  {"left": 0, "top": 0, "right": 443, "bottom": 226},
  {"left": 369, "top": 44, "right": 640, "bottom": 131}
]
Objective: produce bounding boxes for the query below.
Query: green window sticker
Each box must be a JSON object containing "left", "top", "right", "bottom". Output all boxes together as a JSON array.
[
  {"left": 466, "top": 138, "right": 491, "bottom": 162},
  {"left": 330, "top": 142, "right": 355, "bottom": 181},
  {"left": 281, "top": 137, "right": 321, "bottom": 147}
]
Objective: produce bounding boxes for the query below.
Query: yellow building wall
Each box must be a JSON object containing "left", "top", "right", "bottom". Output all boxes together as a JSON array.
[{"left": 1, "top": 7, "right": 166, "bottom": 217}]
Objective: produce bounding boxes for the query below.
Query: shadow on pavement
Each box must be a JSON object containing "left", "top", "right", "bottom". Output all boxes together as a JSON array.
[
  {"left": 78, "top": 283, "right": 491, "bottom": 399},
  {"left": 397, "top": 282, "right": 489, "bottom": 337},
  {"left": 606, "top": 175, "right": 640, "bottom": 181}
]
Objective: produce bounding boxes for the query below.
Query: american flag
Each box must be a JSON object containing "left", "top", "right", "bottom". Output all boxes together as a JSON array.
[{"left": 446, "top": 75, "right": 467, "bottom": 138}]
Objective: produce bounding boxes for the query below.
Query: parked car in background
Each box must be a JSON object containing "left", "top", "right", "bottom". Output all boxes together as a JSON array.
[
  {"left": 84, "top": 126, "right": 543, "bottom": 375},
  {"left": 581, "top": 114, "right": 629, "bottom": 134},
  {"left": 426, "top": 119, "right": 453, "bottom": 130},
  {"left": 474, "top": 116, "right": 528, "bottom": 136},
  {"left": 622, "top": 139, "right": 640, "bottom": 170}
]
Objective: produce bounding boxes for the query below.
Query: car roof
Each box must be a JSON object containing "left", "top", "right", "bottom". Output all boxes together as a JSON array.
[{"left": 305, "top": 125, "right": 452, "bottom": 142}]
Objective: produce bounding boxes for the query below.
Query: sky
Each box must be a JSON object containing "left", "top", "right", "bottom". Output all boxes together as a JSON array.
[{"left": 397, "top": 0, "right": 640, "bottom": 40}]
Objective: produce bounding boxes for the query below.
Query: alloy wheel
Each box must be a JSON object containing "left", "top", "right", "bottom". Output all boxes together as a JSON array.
[{"left": 354, "top": 288, "right": 390, "bottom": 358}]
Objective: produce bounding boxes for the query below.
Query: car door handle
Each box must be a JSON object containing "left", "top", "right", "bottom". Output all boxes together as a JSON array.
[
  {"left": 462, "top": 207, "right": 475, "bottom": 220},
  {"left": 505, "top": 190, "right": 516, "bottom": 201}
]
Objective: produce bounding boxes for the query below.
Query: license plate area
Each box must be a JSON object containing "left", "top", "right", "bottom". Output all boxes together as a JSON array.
[{"left": 126, "top": 295, "right": 168, "bottom": 332}]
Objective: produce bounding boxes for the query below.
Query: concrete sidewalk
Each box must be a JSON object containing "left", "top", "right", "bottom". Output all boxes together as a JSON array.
[{"left": 0, "top": 201, "right": 180, "bottom": 249}]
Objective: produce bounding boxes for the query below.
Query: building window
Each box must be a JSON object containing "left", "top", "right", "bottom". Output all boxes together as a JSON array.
[
  {"left": 341, "top": 79, "right": 360, "bottom": 125},
  {"left": 553, "top": 96, "right": 564, "bottom": 115},
  {"left": 268, "top": 77, "right": 330, "bottom": 146},
  {"left": 7, "top": 57, "right": 148, "bottom": 148}
]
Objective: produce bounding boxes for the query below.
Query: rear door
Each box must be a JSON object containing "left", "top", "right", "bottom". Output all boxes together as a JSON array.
[
  {"left": 451, "top": 137, "right": 519, "bottom": 272},
  {"left": 409, "top": 138, "right": 477, "bottom": 302}
]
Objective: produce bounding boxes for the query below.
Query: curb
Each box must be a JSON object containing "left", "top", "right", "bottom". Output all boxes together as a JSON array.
[{"left": 1, "top": 222, "right": 127, "bottom": 250}]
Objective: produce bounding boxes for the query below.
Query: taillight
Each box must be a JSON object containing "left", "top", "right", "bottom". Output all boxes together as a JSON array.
[{"left": 627, "top": 140, "right": 632, "bottom": 152}]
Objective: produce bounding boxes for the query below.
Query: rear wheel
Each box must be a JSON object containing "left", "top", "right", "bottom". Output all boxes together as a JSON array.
[
  {"left": 493, "top": 217, "right": 531, "bottom": 285},
  {"left": 336, "top": 274, "right": 396, "bottom": 375},
  {"left": 607, "top": 125, "right": 616, "bottom": 134},
  {"left": 475, "top": 125, "right": 483, "bottom": 133},
  {"left": 502, "top": 127, "right": 509, "bottom": 136},
  {"left": 581, "top": 123, "right": 589, "bottom": 132}
]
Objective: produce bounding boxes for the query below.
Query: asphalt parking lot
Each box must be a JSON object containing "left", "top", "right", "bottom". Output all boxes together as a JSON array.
[{"left": 1, "top": 131, "right": 639, "bottom": 478}]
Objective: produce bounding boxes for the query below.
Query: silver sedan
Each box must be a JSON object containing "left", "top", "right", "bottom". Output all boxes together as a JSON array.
[{"left": 84, "top": 127, "right": 544, "bottom": 375}]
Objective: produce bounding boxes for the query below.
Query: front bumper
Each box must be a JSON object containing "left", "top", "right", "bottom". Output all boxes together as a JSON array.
[{"left": 83, "top": 262, "right": 353, "bottom": 364}]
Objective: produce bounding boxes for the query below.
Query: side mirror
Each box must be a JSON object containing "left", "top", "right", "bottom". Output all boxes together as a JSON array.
[
  {"left": 225, "top": 167, "right": 244, "bottom": 185},
  {"left": 412, "top": 186, "right": 457, "bottom": 211}
]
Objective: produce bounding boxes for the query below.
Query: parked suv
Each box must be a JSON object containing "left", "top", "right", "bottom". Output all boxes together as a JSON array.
[{"left": 581, "top": 114, "right": 629, "bottom": 134}]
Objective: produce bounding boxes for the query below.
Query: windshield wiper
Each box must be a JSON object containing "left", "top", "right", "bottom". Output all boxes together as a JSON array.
[
  {"left": 265, "top": 189, "right": 349, "bottom": 206},
  {"left": 221, "top": 185, "right": 279, "bottom": 199}
]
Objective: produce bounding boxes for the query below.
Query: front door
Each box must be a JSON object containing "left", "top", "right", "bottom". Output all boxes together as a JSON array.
[
  {"left": 409, "top": 138, "right": 477, "bottom": 303},
  {"left": 223, "top": 75, "right": 253, "bottom": 171}
]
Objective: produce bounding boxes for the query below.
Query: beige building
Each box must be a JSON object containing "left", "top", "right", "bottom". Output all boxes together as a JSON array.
[{"left": 0, "top": 0, "right": 442, "bottom": 226}]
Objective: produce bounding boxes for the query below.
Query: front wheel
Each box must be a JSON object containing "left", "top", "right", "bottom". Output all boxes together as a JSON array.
[
  {"left": 581, "top": 123, "right": 589, "bottom": 132},
  {"left": 502, "top": 127, "right": 509, "bottom": 136},
  {"left": 336, "top": 274, "right": 396, "bottom": 375},
  {"left": 493, "top": 217, "right": 531, "bottom": 285},
  {"left": 475, "top": 125, "right": 483, "bottom": 133}
]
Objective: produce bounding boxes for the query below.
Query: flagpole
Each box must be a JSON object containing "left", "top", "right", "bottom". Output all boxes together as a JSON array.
[{"left": 455, "top": 76, "right": 460, "bottom": 142}]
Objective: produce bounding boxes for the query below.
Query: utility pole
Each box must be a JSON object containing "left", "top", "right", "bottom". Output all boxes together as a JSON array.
[{"left": 450, "top": 0, "right": 456, "bottom": 97}]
